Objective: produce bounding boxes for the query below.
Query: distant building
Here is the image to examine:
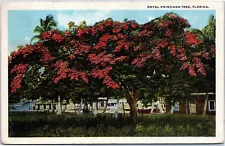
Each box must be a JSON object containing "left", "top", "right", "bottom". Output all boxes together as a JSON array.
[
  {"left": 9, "top": 101, "right": 35, "bottom": 112},
  {"left": 165, "top": 93, "right": 216, "bottom": 115}
]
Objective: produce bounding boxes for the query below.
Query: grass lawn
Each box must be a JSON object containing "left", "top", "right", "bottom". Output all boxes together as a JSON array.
[{"left": 9, "top": 112, "right": 215, "bottom": 137}]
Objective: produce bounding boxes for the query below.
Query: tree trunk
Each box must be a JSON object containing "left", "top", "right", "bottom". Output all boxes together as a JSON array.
[
  {"left": 80, "top": 98, "right": 83, "bottom": 114},
  {"left": 128, "top": 101, "right": 137, "bottom": 125},
  {"left": 83, "top": 100, "right": 88, "bottom": 113},
  {"left": 57, "top": 95, "right": 61, "bottom": 115},
  {"left": 203, "top": 92, "right": 209, "bottom": 115},
  {"left": 128, "top": 101, "right": 138, "bottom": 136},
  {"left": 114, "top": 97, "right": 119, "bottom": 119},
  {"left": 122, "top": 102, "right": 125, "bottom": 117},
  {"left": 102, "top": 98, "right": 108, "bottom": 113},
  {"left": 169, "top": 105, "right": 174, "bottom": 114},
  {"left": 96, "top": 100, "right": 98, "bottom": 110},
  {"left": 74, "top": 103, "right": 76, "bottom": 113},
  {"left": 51, "top": 100, "right": 54, "bottom": 113},
  {"left": 185, "top": 101, "right": 189, "bottom": 114},
  {"left": 126, "top": 89, "right": 140, "bottom": 136}
]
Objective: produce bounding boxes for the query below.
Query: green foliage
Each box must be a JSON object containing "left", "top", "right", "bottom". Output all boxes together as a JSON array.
[{"left": 202, "top": 15, "right": 215, "bottom": 42}]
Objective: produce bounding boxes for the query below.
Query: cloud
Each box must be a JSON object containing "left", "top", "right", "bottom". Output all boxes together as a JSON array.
[
  {"left": 57, "top": 10, "right": 110, "bottom": 28},
  {"left": 148, "top": 16, "right": 155, "bottom": 21},
  {"left": 24, "top": 36, "right": 31, "bottom": 43}
]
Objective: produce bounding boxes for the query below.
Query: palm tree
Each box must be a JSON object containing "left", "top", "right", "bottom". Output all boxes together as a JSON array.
[{"left": 30, "top": 14, "right": 57, "bottom": 43}]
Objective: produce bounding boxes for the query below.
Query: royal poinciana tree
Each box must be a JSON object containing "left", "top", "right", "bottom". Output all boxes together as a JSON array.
[{"left": 8, "top": 12, "right": 215, "bottom": 129}]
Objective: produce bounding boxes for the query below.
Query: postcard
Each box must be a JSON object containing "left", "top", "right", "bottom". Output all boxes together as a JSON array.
[{"left": 1, "top": 1, "right": 224, "bottom": 144}]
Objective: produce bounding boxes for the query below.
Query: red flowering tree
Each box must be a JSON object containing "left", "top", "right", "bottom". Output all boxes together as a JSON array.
[{"left": 8, "top": 13, "right": 215, "bottom": 131}]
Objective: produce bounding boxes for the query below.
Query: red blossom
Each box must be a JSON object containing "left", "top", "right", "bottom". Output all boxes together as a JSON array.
[
  {"left": 176, "top": 54, "right": 187, "bottom": 61},
  {"left": 112, "top": 28, "right": 121, "bottom": 34},
  {"left": 52, "top": 33, "right": 63, "bottom": 43},
  {"left": 110, "top": 56, "right": 128, "bottom": 64},
  {"left": 180, "top": 62, "right": 189, "bottom": 70},
  {"left": 104, "top": 20, "right": 113, "bottom": 26},
  {"left": 42, "top": 31, "right": 51, "bottom": 39},
  {"left": 131, "top": 53, "right": 151, "bottom": 67},
  {"left": 158, "top": 20, "right": 169, "bottom": 27},
  {"left": 197, "top": 66, "right": 206, "bottom": 76},
  {"left": 90, "top": 66, "right": 112, "bottom": 79},
  {"left": 53, "top": 60, "right": 69, "bottom": 83},
  {"left": 202, "top": 51, "right": 210, "bottom": 59},
  {"left": 177, "top": 47, "right": 185, "bottom": 54},
  {"left": 179, "top": 18, "right": 187, "bottom": 24},
  {"left": 135, "top": 61, "right": 145, "bottom": 68},
  {"left": 192, "top": 57, "right": 201, "bottom": 64},
  {"left": 98, "top": 24, "right": 104, "bottom": 32},
  {"left": 188, "top": 65, "right": 197, "bottom": 76},
  {"left": 139, "top": 30, "right": 147, "bottom": 36},
  {"left": 131, "top": 22, "right": 138, "bottom": 29},
  {"left": 40, "top": 49, "right": 55, "bottom": 63},
  {"left": 157, "top": 39, "right": 168, "bottom": 49},
  {"left": 117, "top": 33, "right": 126, "bottom": 39},
  {"left": 122, "top": 23, "right": 129, "bottom": 30},
  {"left": 134, "top": 46, "right": 141, "bottom": 52},
  {"left": 153, "top": 49, "right": 162, "bottom": 60},
  {"left": 10, "top": 74, "right": 23, "bottom": 93},
  {"left": 184, "top": 32, "right": 199, "bottom": 45},
  {"left": 124, "top": 44, "right": 130, "bottom": 51},
  {"left": 68, "top": 69, "right": 79, "bottom": 80},
  {"left": 103, "top": 75, "right": 120, "bottom": 89},
  {"left": 165, "top": 29, "right": 172, "bottom": 37},
  {"left": 99, "top": 34, "right": 112, "bottom": 43},
  {"left": 114, "top": 40, "right": 127, "bottom": 52},
  {"left": 79, "top": 72, "right": 88, "bottom": 83},
  {"left": 10, "top": 63, "right": 29, "bottom": 93},
  {"left": 77, "top": 28, "right": 83, "bottom": 37},
  {"left": 64, "top": 30, "right": 70, "bottom": 36},
  {"left": 112, "top": 35, "right": 119, "bottom": 41},
  {"left": 169, "top": 45, "right": 176, "bottom": 56},
  {"left": 92, "top": 27, "right": 97, "bottom": 36},
  {"left": 20, "top": 47, "right": 28, "bottom": 58},
  {"left": 11, "top": 63, "right": 29, "bottom": 74},
  {"left": 12, "top": 51, "right": 20, "bottom": 59},
  {"left": 88, "top": 52, "right": 114, "bottom": 66},
  {"left": 84, "top": 27, "right": 91, "bottom": 34}
]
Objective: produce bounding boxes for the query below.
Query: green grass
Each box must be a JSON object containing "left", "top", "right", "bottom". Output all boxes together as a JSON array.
[{"left": 9, "top": 112, "right": 215, "bottom": 137}]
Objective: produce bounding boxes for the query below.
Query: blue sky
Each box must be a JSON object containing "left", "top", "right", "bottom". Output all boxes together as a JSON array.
[{"left": 8, "top": 10, "right": 215, "bottom": 54}]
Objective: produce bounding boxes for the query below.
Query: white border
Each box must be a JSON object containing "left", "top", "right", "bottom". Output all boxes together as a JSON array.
[{"left": 1, "top": 1, "right": 224, "bottom": 144}]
